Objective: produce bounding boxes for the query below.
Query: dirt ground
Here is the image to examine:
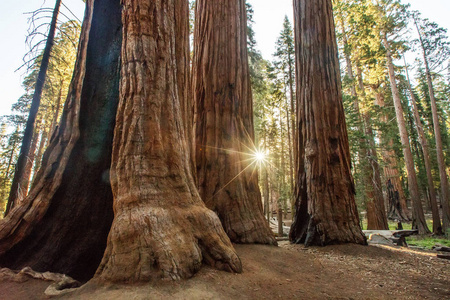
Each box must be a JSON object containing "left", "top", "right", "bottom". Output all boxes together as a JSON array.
[{"left": 0, "top": 241, "right": 448, "bottom": 300}]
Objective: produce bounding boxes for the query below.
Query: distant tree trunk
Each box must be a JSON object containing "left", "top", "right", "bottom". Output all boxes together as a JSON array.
[
  {"left": 338, "top": 13, "right": 388, "bottom": 230},
  {"left": 95, "top": 0, "right": 242, "bottom": 282},
  {"left": 414, "top": 20, "right": 450, "bottom": 232},
  {"left": 285, "top": 90, "right": 295, "bottom": 216},
  {"left": 404, "top": 59, "right": 442, "bottom": 234},
  {"left": 364, "top": 114, "right": 389, "bottom": 230},
  {"left": 193, "top": 0, "right": 276, "bottom": 244},
  {"left": 32, "top": 126, "right": 48, "bottom": 180},
  {"left": 17, "top": 119, "right": 42, "bottom": 201},
  {"left": 0, "top": 0, "right": 121, "bottom": 281},
  {"left": 0, "top": 127, "right": 20, "bottom": 198},
  {"left": 287, "top": 42, "right": 296, "bottom": 216},
  {"left": 355, "top": 67, "right": 388, "bottom": 230},
  {"left": 289, "top": 0, "right": 366, "bottom": 246},
  {"left": 48, "top": 81, "right": 64, "bottom": 143},
  {"left": 5, "top": 0, "right": 62, "bottom": 216},
  {"left": 382, "top": 33, "right": 430, "bottom": 234},
  {"left": 279, "top": 97, "right": 287, "bottom": 218},
  {"left": 373, "top": 90, "right": 410, "bottom": 221},
  {"left": 263, "top": 135, "right": 270, "bottom": 220}
]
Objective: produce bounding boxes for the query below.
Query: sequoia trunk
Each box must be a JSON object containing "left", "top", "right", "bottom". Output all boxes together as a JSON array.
[
  {"left": 289, "top": 0, "right": 366, "bottom": 246},
  {"left": 373, "top": 90, "right": 410, "bottom": 221},
  {"left": 193, "top": 0, "right": 275, "bottom": 244},
  {"left": 415, "top": 18, "right": 450, "bottom": 231},
  {"left": 404, "top": 60, "right": 442, "bottom": 234},
  {"left": 382, "top": 34, "right": 430, "bottom": 234},
  {"left": 0, "top": 0, "right": 121, "bottom": 281},
  {"left": 95, "top": 0, "right": 241, "bottom": 282},
  {"left": 338, "top": 14, "right": 388, "bottom": 230}
]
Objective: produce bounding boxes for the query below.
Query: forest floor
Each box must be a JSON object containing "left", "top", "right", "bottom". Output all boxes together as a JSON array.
[{"left": 0, "top": 241, "right": 449, "bottom": 300}]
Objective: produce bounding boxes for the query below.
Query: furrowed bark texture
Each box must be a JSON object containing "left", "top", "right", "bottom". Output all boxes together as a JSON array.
[
  {"left": 382, "top": 34, "right": 430, "bottom": 235},
  {"left": 289, "top": 0, "right": 366, "bottom": 246},
  {"left": 0, "top": 0, "right": 121, "bottom": 281},
  {"left": 193, "top": 0, "right": 275, "bottom": 244},
  {"left": 95, "top": 0, "right": 242, "bottom": 283}
]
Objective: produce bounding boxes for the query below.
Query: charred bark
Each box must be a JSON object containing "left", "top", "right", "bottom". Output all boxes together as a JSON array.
[
  {"left": 193, "top": 0, "right": 275, "bottom": 244},
  {"left": 289, "top": 0, "right": 366, "bottom": 246},
  {"left": 95, "top": 0, "right": 242, "bottom": 282},
  {"left": 0, "top": 0, "right": 121, "bottom": 281}
]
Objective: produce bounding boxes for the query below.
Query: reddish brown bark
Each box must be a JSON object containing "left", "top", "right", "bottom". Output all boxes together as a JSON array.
[
  {"left": 404, "top": 60, "right": 442, "bottom": 234},
  {"left": 0, "top": 0, "right": 122, "bottom": 281},
  {"left": 373, "top": 90, "right": 410, "bottom": 221},
  {"left": 382, "top": 33, "right": 430, "bottom": 234},
  {"left": 193, "top": 0, "right": 275, "bottom": 244},
  {"left": 289, "top": 0, "right": 366, "bottom": 246},
  {"left": 355, "top": 68, "right": 388, "bottom": 230},
  {"left": 337, "top": 12, "right": 388, "bottom": 230},
  {"left": 414, "top": 18, "right": 450, "bottom": 232},
  {"left": 95, "top": 0, "right": 241, "bottom": 282}
]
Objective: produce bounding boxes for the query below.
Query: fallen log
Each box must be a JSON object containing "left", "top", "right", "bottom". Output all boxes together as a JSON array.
[
  {"left": 437, "top": 254, "right": 450, "bottom": 260},
  {"left": 433, "top": 246, "right": 450, "bottom": 253},
  {"left": 363, "top": 230, "right": 418, "bottom": 247}
]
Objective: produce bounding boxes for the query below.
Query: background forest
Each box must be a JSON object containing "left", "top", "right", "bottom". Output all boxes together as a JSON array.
[{"left": 1, "top": 0, "right": 450, "bottom": 236}]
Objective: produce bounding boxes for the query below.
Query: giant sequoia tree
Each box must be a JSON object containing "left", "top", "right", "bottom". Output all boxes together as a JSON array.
[
  {"left": 0, "top": 0, "right": 242, "bottom": 283},
  {"left": 289, "top": 0, "right": 366, "bottom": 246},
  {"left": 193, "top": 0, "right": 275, "bottom": 244},
  {"left": 95, "top": 0, "right": 241, "bottom": 282}
]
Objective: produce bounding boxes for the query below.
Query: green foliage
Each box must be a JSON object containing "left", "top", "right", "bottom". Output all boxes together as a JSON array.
[
  {"left": 0, "top": 20, "right": 81, "bottom": 215},
  {"left": 406, "top": 236, "right": 450, "bottom": 249}
]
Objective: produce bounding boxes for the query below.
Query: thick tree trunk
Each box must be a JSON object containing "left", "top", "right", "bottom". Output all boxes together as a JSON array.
[
  {"left": 193, "top": 0, "right": 275, "bottom": 244},
  {"left": 5, "top": 0, "right": 62, "bottom": 216},
  {"left": 289, "top": 0, "right": 366, "bottom": 246},
  {"left": 382, "top": 34, "right": 430, "bottom": 234},
  {"left": 95, "top": 0, "right": 242, "bottom": 283},
  {"left": 0, "top": 0, "right": 121, "bottom": 281},
  {"left": 404, "top": 60, "right": 442, "bottom": 234},
  {"left": 364, "top": 114, "right": 389, "bottom": 230},
  {"left": 415, "top": 18, "right": 450, "bottom": 232}
]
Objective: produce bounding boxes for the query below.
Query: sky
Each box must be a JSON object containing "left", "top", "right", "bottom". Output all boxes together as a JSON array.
[{"left": 0, "top": 0, "right": 449, "bottom": 118}]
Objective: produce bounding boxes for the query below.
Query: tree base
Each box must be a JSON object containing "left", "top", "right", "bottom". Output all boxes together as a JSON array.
[{"left": 95, "top": 205, "right": 242, "bottom": 282}]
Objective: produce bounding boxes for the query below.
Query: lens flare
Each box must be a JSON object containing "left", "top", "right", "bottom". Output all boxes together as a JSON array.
[{"left": 255, "top": 151, "right": 265, "bottom": 161}]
